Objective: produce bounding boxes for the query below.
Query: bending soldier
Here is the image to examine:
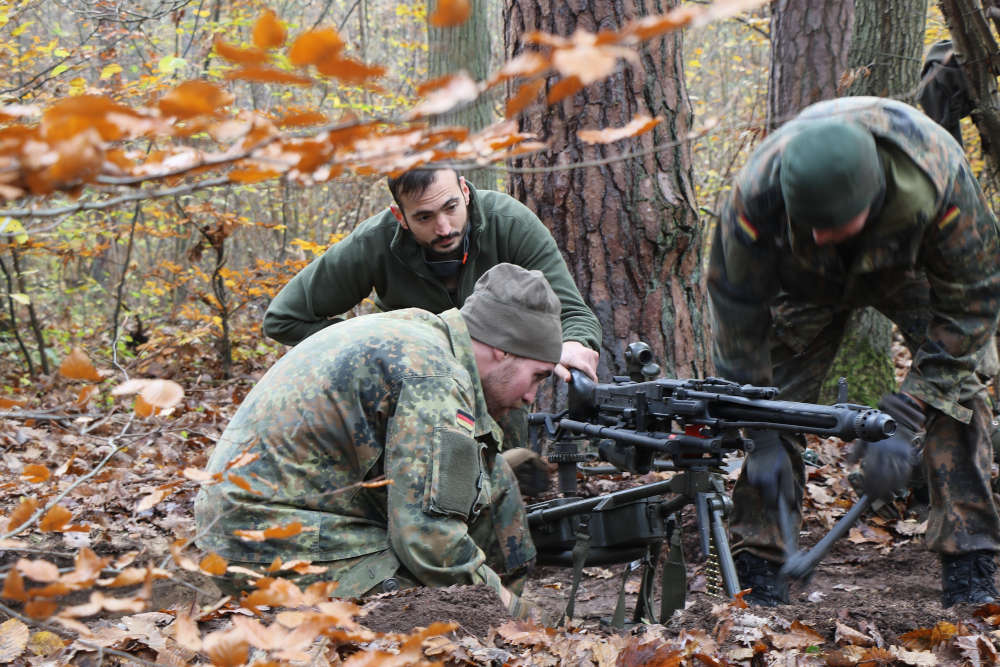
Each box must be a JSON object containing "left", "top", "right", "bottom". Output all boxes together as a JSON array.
[
  {"left": 195, "top": 263, "right": 563, "bottom": 619},
  {"left": 708, "top": 97, "right": 1000, "bottom": 607}
]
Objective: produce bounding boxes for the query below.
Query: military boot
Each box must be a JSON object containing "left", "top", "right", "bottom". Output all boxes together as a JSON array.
[
  {"left": 941, "top": 551, "right": 999, "bottom": 607},
  {"left": 734, "top": 552, "right": 789, "bottom": 607}
]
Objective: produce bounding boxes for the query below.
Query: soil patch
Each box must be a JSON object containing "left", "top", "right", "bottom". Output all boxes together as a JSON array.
[{"left": 360, "top": 584, "right": 513, "bottom": 638}]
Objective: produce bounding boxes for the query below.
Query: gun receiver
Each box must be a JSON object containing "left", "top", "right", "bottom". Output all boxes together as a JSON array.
[{"left": 526, "top": 344, "right": 895, "bottom": 626}]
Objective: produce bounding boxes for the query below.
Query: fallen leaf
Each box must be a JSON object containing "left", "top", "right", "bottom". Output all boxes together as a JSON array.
[
  {"left": 767, "top": 620, "right": 824, "bottom": 650},
  {"left": 59, "top": 348, "right": 102, "bottom": 381},
  {"left": 200, "top": 553, "right": 228, "bottom": 576},
  {"left": 21, "top": 464, "right": 50, "bottom": 483},
  {"left": 26, "top": 630, "right": 63, "bottom": 657},
  {"left": 836, "top": 620, "right": 874, "bottom": 647},
  {"left": 39, "top": 505, "right": 72, "bottom": 532},
  {"left": 0, "top": 618, "right": 29, "bottom": 662},
  {"left": 16, "top": 558, "right": 60, "bottom": 583}
]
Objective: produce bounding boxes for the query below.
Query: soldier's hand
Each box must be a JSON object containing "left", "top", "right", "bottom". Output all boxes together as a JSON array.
[
  {"left": 855, "top": 392, "right": 924, "bottom": 499},
  {"left": 744, "top": 429, "right": 796, "bottom": 510},
  {"left": 554, "top": 341, "right": 599, "bottom": 383},
  {"left": 501, "top": 447, "right": 554, "bottom": 497}
]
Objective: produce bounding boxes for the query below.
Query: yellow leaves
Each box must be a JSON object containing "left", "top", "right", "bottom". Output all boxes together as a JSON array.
[
  {"left": 158, "top": 80, "right": 234, "bottom": 119},
  {"left": 234, "top": 521, "right": 312, "bottom": 542},
  {"left": 58, "top": 348, "right": 103, "bottom": 381},
  {"left": 99, "top": 63, "right": 122, "bottom": 80},
  {"left": 111, "top": 378, "right": 185, "bottom": 417},
  {"left": 429, "top": 0, "right": 471, "bottom": 27},
  {"left": 578, "top": 114, "right": 661, "bottom": 144}
]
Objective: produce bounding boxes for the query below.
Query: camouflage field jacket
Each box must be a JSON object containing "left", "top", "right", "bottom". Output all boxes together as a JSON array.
[
  {"left": 708, "top": 97, "right": 1000, "bottom": 423},
  {"left": 194, "top": 308, "right": 523, "bottom": 596}
]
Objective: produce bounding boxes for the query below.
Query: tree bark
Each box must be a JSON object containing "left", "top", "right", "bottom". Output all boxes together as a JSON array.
[
  {"left": 938, "top": 0, "right": 1000, "bottom": 185},
  {"left": 428, "top": 0, "right": 496, "bottom": 189},
  {"left": 843, "top": 0, "right": 927, "bottom": 100},
  {"left": 766, "top": 0, "right": 853, "bottom": 130},
  {"left": 505, "top": 0, "right": 708, "bottom": 395}
]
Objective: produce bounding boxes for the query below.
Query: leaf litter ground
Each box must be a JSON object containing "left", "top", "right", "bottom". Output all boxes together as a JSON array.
[{"left": 4, "top": 344, "right": 1000, "bottom": 664}]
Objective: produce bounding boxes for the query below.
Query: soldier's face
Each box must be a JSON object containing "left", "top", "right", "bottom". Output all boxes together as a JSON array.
[
  {"left": 811, "top": 207, "right": 869, "bottom": 245},
  {"left": 391, "top": 170, "right": 471, "bottom": 258},
  {"left": 481, "top": 355, "right": 555, "bottom": 419}
]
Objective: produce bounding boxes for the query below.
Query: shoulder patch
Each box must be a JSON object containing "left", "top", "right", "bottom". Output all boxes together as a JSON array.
[
  {"left": 456, "top": 409, "right": 475, "bottom": 433},
  {"left": 737, "top": 213, "right": 759, "bottom": 242},
  {"left": 937, "top": 205, "right": 960, "bottom": 230}
]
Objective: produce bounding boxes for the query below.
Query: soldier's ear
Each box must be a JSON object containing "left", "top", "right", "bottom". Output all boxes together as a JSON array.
[{"left": 390, "top": 205, "right": 407, "bottom": 229}]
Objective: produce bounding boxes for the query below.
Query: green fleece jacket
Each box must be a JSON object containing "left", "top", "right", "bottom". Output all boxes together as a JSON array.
[{"left": 263, "top": 184, "right": 602, "bottom": 350}]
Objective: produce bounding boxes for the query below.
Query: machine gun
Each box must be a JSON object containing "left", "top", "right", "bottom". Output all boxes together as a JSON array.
[{"left": 526, "top": 342, "right": 895, "bottom": 627}]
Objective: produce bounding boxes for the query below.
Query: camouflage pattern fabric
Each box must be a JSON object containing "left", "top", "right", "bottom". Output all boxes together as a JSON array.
[
  {"left": 194, "top": 307, "right": 535, "bottom": 606},
  {"left": 708, "top": 97, "right": 1000, "bottom": 561}
]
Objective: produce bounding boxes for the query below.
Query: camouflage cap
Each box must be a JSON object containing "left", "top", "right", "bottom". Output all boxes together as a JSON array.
[
  {"left": 779, "top": 119, "right": 884, "bottom": 229},
  {"left": 460, "top": 263, "right": 562, "bottom": 364}
]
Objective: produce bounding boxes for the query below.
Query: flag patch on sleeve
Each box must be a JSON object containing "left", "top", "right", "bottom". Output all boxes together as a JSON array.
[
  {"left": 937, "top": 205, "right": 960, "bottom": 230},
  {"left": 737, "top": 213, "right": 759, "bottom": 242},
  {"left": 456, "top": 409, "right": 475, "bottom": 433}
]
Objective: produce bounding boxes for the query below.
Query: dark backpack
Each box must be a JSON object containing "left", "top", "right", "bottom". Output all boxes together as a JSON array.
[{"left": 917, "top": 40, "right": 975, "bottom": 147}]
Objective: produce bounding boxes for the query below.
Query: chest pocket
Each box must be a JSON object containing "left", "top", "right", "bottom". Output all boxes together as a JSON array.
[{"left": 424, "top": 428, "right": 489, "bottom": 521}]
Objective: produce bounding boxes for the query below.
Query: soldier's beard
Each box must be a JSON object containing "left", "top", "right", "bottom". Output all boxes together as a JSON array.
[{"left": 482, "top": 361, "right": 524, "bottom": 420}]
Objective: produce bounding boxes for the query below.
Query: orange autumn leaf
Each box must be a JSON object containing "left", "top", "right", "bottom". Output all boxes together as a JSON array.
[
  {"left": 39, "top": 505, "right": 71, "bottom": 532},
  {"left": 200, "top": 553, "right": 228, "bottom": 576},
  {"left": 213, "top": 36, "right": 269, "bottom": 65},
  {"left": 276, "top": 111, "right": 328, "bottom": 127},
  {"left": 227, "top": 473, "right": 262, "bottom": 495},
  {"left": 16, "top": 558, "right": 59, "bottom": 583},
  {"left": 505, "top": 79, "right": 545, "bottom": 119},
  {"left": 225, "top": 65, "right": 312, "bottom": 86},
  {"left": 21, "top": 465, "right": 50, "bottom": 484},
  {"left": 2, "top": 568, "right": 27, "bottom": 601},
  {"left": 134, "top": 394, "right": 157, "bottom": 417},
  {"left": 253, "top": 9, "right": 286, "bottom": 49},
  {"left": 234, "top": 521, "right": 309, "bottom": 542},
  {"left": 6, "top": 497, "right": 39, "bottom": 532},
  {"left": 58, "top": 348, "right": 102, "bottom": 381},
  {"left": 316, "top": 55, "right": 385, "bottom": 84},
  {"left": 203, "top": 627, "right": 249, "bottom": 667},
  {"left": 229, "top": 167, "right": 281, "bottom": 184},
  {"left": 547, "top": 76, "right": 584, "bottom": 105},
  {"left": 622, "top": 10, "right": 698, "bottom": 41},
  {"left": 159, "top": 80, "right": 234, "bottom": 119},
  {"left": 288, "top": 28, "right": 344, "bottom": 66},
  {"left": 577, "top": 113, "right": 661, "bottom": 144},
  {"left": 429, "top": 0, "right": 471, "bottom": 27},
  {"left": 75, "top": 384, "right": 98, "bottom": 407},
  {"left": 24, "top": 600, "right": 57, "bottom": 620},
  {"left": 0, "top": 396, "right": 25, "bottom": 409}
]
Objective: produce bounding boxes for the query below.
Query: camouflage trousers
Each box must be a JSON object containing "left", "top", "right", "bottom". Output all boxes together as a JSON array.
[
  {"left": 731, "top": 307, "right": 1000, "bottom": 562},
  {"left": 214, "top": 451, "right": 535, "bottom": 598}
]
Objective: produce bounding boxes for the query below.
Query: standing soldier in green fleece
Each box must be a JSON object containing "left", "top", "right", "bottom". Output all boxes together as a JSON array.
[
  {"left": 262, "top": 166, "right": 601, "bottom": 383},
  {"left": 195, "top": 263, "right": 564, "bottom": 620},
  {"left": 708, "top": 96, "right": 1000, "bottom": 607}
]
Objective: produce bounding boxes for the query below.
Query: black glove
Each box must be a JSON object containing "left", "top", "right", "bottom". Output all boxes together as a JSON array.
[
  {"left": 744, "top": 429, "right": 796, "bottom": 510},
  {"left": 854, "top": 392, "right": 924, "bottom": 499}
]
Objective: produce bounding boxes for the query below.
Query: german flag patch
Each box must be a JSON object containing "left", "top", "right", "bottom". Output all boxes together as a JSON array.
[
  {"left": 456, "top": 409, "right": 475, "bottom": 433},
  {"left": 737, "top": 213, "right": 759, "bottom": 242},
  {"left": 937, "top": 205, "right": 960, "bottom": 230}
]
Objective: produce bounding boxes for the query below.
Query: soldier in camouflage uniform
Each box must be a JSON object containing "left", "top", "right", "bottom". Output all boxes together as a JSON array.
[
  {"left": 708, "top": 97, "right": 1000, "bottom": 607},
  {"left": 194, "top": 263, "right": 563, "bottom": 619}
]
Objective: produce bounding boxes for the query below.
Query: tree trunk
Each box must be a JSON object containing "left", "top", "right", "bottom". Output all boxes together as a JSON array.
[
  {"left": 428, "top": 0, "right": 496, "bottom": 189},
  {"left": 938, "top": 0, "right": 1000, "bottom": 186},
  {"left": 505, "top": 0, "right": 708, "bottom": 397},
  {"left": 766, "top": 0, "right": 853, "bottom": 130},
  {"left": 843, "top": 0, "right": 927, "bottom": 100}
]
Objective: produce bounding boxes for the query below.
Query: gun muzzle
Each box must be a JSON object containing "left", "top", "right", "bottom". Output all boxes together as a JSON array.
[{"left": 853, "top": 409, "right": 896, "bottom": 441}]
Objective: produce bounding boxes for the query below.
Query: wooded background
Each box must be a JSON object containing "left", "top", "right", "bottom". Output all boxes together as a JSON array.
[{"left": 0, "top": 0, "right": 996, "bottom": 408}]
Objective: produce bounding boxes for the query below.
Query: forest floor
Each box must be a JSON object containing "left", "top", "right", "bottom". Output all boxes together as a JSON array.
[{"left": 2, "top": 344, "right": 1000, "bottom": 665}]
